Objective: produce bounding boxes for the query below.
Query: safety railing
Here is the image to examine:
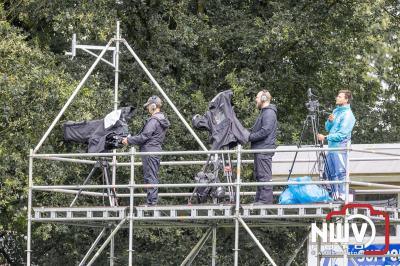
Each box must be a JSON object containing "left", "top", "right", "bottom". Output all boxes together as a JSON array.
[{"left": 29, "top": 145, "right": 400, "bottom": 204}]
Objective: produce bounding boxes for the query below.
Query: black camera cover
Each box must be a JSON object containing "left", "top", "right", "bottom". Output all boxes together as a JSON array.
[
  {"left": 192, "top": 90, "right": 249, "bottom": 150},
  {"left": 63, "top": 106, "right": 136, "bottom": 153}
]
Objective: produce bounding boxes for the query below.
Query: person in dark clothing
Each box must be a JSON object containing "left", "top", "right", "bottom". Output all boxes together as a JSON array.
[
  {"left": 122, "top": 96, "right": 170, "bottom": 205},
  {"left": 248, "top": 90, "right": 278, "bottom": 204}
]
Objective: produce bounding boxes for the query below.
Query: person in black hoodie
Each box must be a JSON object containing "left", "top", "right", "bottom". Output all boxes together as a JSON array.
[
  {"left": 249, "top": 90, "right": 277, "bottom": 204},
  {"left": 122, "top": 96, "right": 170, "bottom": 205}
]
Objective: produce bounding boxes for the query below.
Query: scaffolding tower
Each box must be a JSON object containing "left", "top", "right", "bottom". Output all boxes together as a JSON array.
[{"left": 27, "top": 22, "right": 400, "bottom": 266}]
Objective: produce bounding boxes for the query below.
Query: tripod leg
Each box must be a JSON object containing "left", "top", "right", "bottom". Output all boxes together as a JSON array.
[
  {"left": 105, "top": 162, "right": 118, "bottom": 206},
  {"left": 108, "top": 167, "right": 119, "bottom": 206},
  {"left": 188, "top": 154, "right": 211, "bottom": 204},
  {"left": 103, "top": 168, "right": 113, "bottom": 206},
  {"left": 310, "top": 116, "right": 325, "bottom": 179},
  {"left": 190, "top": 154, "right": 213, "bottom": 204},
  {"left": 221, "top": 153, "right": 231, "bottom": 203},
  {"left": 308, "top": 116, "right": 323, "bottom": 179},
  {"left": 70, "top": 163, "right": 99, "bottom": 207},
  {"left": 323, "top": 153, "right": 337, "bottom": 200},
  {"left": 227, "top": 151, "right": 235, "bottom": 202},
  {"left": 288, "top": 116, "right": 310, "bottom": 180},
  {"left": 310, "top": 116, "right": 319, "bottom": 146},
  {"left": 213, "top": 154, "right": 221, "bottom": 203},
  {"left": 103, "top": 165, "right": 117, "bottom": 206},
  {"left": 310, "top": 116, "right": 336, "bottom": 199},
  {"left": 189, "top": 187, "right": 197, "bottom": 204}
]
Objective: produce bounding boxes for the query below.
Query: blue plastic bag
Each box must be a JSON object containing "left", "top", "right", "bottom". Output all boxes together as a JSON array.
[
  {"left": 279, "top": 176, "right": 332, "bottom": 204},
  {"left": 278, "top": 187, "right": 298, "bottom": 204}
]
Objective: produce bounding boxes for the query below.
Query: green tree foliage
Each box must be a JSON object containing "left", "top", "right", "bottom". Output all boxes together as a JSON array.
[{"left": 1, "top": 0, "right": 399, "bottom": 265}]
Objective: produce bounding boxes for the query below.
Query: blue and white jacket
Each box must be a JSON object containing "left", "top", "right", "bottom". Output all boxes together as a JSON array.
[{"left": 325, "top": 105, "right": 356, "bottom": 148}]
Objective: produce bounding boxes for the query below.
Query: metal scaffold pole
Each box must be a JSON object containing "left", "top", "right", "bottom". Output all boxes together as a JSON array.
[
  {"left": 128, "top": 147, "right": 136, "bottom": 266},
  {"left": 79, "top": 228, "right": 107, "bottom": 266},
  {"left": 345, "top": 142, "right": 351, "bottom": 204},
  {"left": 180, "top": 227, "right": 213, "bottom": 266},
  {"left": 110, "top": 20, "right": 121, "bottom": 266},
  {"left": 234, "top": 145, "right": 242, "bottom": 266},
  {"left": 26, "top": 149, "right": 33, "bottom": 266},
  {"left": 111, "top": 21, "right": 120, "bottom": 193},
  {"left": 316, "top": 236, "right": 321, "bottom": 266},
  {"left": 285, "top": 229, "right": 310, "bottom": 266},
  {"left": 238, "top": 217, "right": 277, "bottom": 266},
  {"left": 113, "top": 21, "right": 120, "bottom": 113},
  {"left": 87, "top": 219, "right": 127, "bottom": 266},
  {"left": 343, "top": 142, "right": 351, "bottom": 265},
  {"left": 212, "top": 226, "right": 217, "bottom": 266}
]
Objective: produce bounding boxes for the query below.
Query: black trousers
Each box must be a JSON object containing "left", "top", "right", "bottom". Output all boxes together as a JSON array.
[
  {"left": 254, "top": 153, "right": 273, "bottom": 204},
  {"left": 142, "top": 155, "right": 161, "bottom": 205}
]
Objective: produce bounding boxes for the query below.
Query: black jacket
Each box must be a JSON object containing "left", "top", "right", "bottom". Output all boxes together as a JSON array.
[
  {"left": 192, "top": 90, "right": 250, "bottom": 150},
  {"left": 249, "top": 104, "right": 277, "bottom": 150},
  {"left": 127, "top": 112, "right": 170, "bottom": 152}
]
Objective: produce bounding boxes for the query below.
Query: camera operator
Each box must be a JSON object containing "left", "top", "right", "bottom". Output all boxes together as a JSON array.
[
  {"left": 122, "top": 96, "right": 170, "bottom": 206},
  {"left": 249, "top": 90, "right": 277, "bottom": 204},
  {"left": 317, "top": 90, "right": 355, "bottom": 201}
]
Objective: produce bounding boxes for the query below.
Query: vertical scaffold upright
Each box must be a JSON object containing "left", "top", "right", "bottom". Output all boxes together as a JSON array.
[{"left": 27, "top": 22, "right": 400, "bottom": 266}]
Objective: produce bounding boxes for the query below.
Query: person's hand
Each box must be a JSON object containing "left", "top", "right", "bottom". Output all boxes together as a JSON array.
[
  {"left": 317, "top": 134, "right": 325, "bottom": 142},
  {"left": 122, "top": 138, "right": 128, "bottom": 146},
  {"left": 328, "top": 114, "right": 334, "bottom": 122}
]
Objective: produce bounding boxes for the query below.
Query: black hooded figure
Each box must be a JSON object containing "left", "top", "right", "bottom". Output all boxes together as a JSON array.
[
  {"left": 123, "top": 96, "right": 170, "bottom": 205},
  {"left": 249, "top": 90, "right": 278, "bottom": 204}
]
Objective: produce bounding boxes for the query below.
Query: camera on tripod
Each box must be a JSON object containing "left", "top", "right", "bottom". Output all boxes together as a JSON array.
[
  {"left": 63, "top": 106, "right": 135, "bottom": 153},
  {"left": 305, "top": 88, "right": 330, "bottom": 117},
  {"left": 62, "top": 106, "right": 135, "bottom": 207},
  {"left": 288, "top": 88, "right": 330, "bottom": 180},
  {"left": 105, "top": 133, "right": 127, "bottom": 150},
  {"left": 305, "top": 88, "right": 321, "bottom": 114}
]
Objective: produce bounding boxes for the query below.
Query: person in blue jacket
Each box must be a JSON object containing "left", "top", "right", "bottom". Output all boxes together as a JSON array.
[
  {"left": 317, "top": 90, "right": 356, "bottom": 201},
  {"left": 122, "top": 96, "right": 170, "bottom": 205}
]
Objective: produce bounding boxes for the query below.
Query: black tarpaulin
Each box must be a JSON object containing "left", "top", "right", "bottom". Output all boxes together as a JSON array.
[
  {"left": 63, "top": 106, "right": 135, "bottom": 153},
  {"left": 192, "top": 90, "right": 249, "bottom": 150}
]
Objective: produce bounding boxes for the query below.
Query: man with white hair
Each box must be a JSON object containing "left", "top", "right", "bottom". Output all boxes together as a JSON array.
[{"left": 248, "top": 90, "right": 278, "bottom": 204}]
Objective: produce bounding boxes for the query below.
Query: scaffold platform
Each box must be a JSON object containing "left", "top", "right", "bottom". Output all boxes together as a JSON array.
[{"left": 32, "top": 203, "right": 400, "bottom": 224}]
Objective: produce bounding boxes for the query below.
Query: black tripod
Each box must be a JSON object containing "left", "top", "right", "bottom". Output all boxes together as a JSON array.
[
  {"left": 220, "top": 148, "right": 235, "bottom": 203},
  {"left": 189, "top": 146, "right": 235, "bottom": 204},
  {"left": 70, "top": 160, "right": 118, "bottom": 207},
  {"left": 287, "top": 107, "right": 333, "bottom": 197}
]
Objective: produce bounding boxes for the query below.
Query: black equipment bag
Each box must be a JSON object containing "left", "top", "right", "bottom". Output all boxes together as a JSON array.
[{"left": 192, "top": 156, "right": 225, "bottom": 203}]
